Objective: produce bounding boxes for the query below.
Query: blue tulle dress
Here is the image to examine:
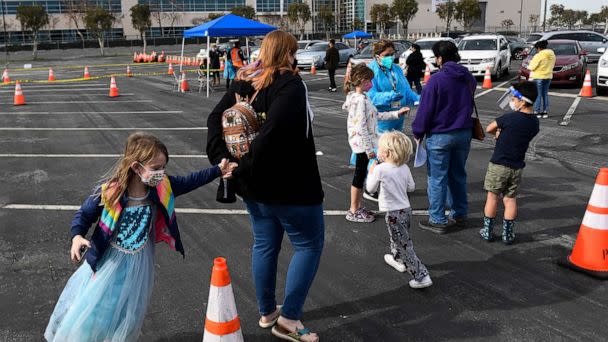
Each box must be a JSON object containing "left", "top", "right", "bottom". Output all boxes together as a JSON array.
[{"left": 45, "top": 201, "right": 156, "bottom": 342}]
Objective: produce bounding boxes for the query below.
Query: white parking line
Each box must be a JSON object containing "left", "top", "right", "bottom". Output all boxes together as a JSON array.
[
  {"left": 308, "top": 95, "right": 344, "bottom": 103},
  {"left": 0, "top": 110, "right": 184, "bottom": 115},
  {"left": 0, "top": 154, "right": 206, "bottom": 158},
  {"left": 0, "top": 203, "right": 432, "bottom": 216},
  {"left": 0, "top": 100, "right": 153, "bottom": 104},
  {"left": 559, "top": 97, "right": 582, "bottom": 126},
  {"left": 0, "top": 127, "right": 206, "bottom": 131}
]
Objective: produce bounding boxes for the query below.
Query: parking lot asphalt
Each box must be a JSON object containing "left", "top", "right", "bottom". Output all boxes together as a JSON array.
[{"left": 1, "top": 55, "right": 607, "bottom": 341}]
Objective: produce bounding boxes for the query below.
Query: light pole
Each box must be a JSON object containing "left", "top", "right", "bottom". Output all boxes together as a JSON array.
[
  {"left": 1, "top": 0, "right": 8, "bottom": 63},
  {"left": 518, "top": 0, "right": 523, "bottom": 37},
  {"left": 542, "top": 0, "right": 548, "bottom": 32}
]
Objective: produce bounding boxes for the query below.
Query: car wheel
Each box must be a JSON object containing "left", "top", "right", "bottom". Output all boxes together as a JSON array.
[
  {"left": 597, "top": 86, "right": 608, "bottom": 96},
  {"left": 503, "top": 63, "right": 510, "bottom": 77},
  {"left": 492, "top": 63, "right": 501, "bottom": 81}
]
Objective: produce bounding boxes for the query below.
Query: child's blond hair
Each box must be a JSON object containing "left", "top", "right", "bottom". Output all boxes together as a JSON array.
[{"left": 378, "top": 131, "right": 413, "bottom": 166}]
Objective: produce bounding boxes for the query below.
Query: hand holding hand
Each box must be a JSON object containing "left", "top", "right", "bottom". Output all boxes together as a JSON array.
[
  {"left": 219, "top": 158, "right": 238, "bottom": 179},
  {"left": 367, "top": 151, "right": 376, "bottom": 160},
  {"left": 70, "top": 235, "right": 91, "bottom": 263},
  {"left": 398, "top": 107, "right": 410, "bottom": 116}
]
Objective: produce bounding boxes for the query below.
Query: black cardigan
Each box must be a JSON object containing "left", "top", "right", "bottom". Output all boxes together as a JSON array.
[
  {"left": 206, "top": 71, "right": 324, "bottom": 205},
  {"left": 406, "top": 51, "right": 426, "bottom": 79}
]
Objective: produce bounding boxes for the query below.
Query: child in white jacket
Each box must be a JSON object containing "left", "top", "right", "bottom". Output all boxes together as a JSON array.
[{"left": 343, "top": 63, "right": 409, "bottom": 223}]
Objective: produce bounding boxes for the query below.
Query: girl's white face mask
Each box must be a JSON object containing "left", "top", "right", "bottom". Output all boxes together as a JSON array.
[{"left": 139, "top": 163, "right": 165, "bottom": 187}]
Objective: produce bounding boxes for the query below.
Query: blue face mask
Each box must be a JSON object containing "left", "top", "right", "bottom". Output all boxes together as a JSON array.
[{"left": 380, "top": 56, "right": 394, "bottom": 69}]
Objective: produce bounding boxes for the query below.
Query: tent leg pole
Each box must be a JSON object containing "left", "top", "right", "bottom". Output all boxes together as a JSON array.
[
  {"left": 246, "top": 37, "right": 250, "bottom": 62},
  {"left": 207, "top": 36, "right": 210, "bottom": 98},
  {"left": 180, "top": 37, "right": 185, "bottom": 73}
]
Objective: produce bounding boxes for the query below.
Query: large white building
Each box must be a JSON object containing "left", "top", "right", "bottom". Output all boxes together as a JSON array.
[{"left": 0, "top": 0, "right": 542, "bottom": 44}]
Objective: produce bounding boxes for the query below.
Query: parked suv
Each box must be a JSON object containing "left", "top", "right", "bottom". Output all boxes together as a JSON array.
[
  {"left": 597, "top": 47, "right": 608, "bottom": 96},
  {"left": 458, "top": 34, "right": 511, "bottom": 79},
  {"left": 526, "top": 31, "right": 608, "bottom": 62}
]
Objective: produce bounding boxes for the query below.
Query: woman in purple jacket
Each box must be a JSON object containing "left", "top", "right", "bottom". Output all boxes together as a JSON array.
[{"left": 412, "top": 41, "right": 477, "bottom": 234}]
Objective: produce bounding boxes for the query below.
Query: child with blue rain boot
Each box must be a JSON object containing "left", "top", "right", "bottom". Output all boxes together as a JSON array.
[{"left": 481, "top": 81, "right": 539, "bottom": 244}]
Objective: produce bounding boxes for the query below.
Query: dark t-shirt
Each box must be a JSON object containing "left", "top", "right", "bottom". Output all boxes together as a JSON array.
[{"left": 490, "top": 111, "right": 540, "bottom": 169}]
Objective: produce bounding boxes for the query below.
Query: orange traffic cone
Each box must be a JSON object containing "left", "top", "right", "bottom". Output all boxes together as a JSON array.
[
  {"left": 203, "top": 257, "right": 244, "bottom": 342},
  {"left": 126, "top": 65, "right": 133, "bottom": 77},
  {"left": 109, "top": 76, "right": 119, "bottom": 97},
  {"left": 14, "top": 81, "right": 25, "bottom": 106},
  {"left": 180, "top": 72, "right": 189, "bottom": 92},
  {"left": 2, "top": 69, "right": 10, "bottom": 84},
  {"left": 220, "top": 59, "right": 225, "bottom": 71},
  {"left": 48, "top": 68, "right": 56, "bottom": 81},
  {"left": 168, "top": 63, "right": 174, "bottom": 75},
  {"left": 84, "top": 66, "right": 90, "bottom": 80},
  {"left": 133, "top": 52, "right": 138, "bottom": 62},
  {"left": 423, "top": 64, "right": 431, "bottom": 84},
  {"left": 310, "top": 62, "right": 316, "bottom": 75},
  {"left": 579, "top": 69, "right": 593, "bottom": 97},
  {"left": 562, "top": 168, "right": 608, "bottom": 279},
  {"left": 482, "top": 66, "right": 493, "bottom": 89}
]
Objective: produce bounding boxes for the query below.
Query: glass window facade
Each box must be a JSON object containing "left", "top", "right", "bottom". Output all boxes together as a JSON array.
[
  {"left": 256, "top": 0, "right": 300, "bottom": 13},
  {"left": 0, "top": 28, "right": 124, "bottom": 44},
  {"left": 139, "top": 0, "right": 245, "bottom": 12},
  {"left": 0, "top": 0, "right": 121, "bottom": 14}
]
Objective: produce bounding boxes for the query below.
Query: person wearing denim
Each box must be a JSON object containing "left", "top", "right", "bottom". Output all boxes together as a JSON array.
[
  {"left": 534, "top": 79, "right": 551, "bottom": 116},
  {"left": 528, "top": 40, "right": 555, "bottom": 118},
  {"left": 412, "top": 41, "right": 476, "bottom": 234}
]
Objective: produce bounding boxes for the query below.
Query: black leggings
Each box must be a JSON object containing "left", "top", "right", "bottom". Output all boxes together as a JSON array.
[{"left": 352, "top": 153, "right": 369, "bottom": 189}]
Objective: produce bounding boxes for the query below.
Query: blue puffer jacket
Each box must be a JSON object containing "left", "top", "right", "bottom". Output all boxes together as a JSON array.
[
  {"left": 71, "top": 166, "right": 221, "bottom": 272},
  {"left": 367, "top": 60, "right": 420, "bottom": 132}
]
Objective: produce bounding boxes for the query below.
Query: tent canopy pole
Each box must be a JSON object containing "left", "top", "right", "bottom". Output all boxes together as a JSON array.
[
  {"left": 206, "top": 36, "right": 210, "bottom": 98},
  {"left": 179, "top": 37, "right": 185, "bottom": 73}
]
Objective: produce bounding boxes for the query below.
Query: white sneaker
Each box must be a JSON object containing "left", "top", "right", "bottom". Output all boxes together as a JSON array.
[
  {"left": 409, "top": 275, "right": 433, "bottom": 289},
  {"left": 384, "top": 254, "right": 406, "bottom": 273}
]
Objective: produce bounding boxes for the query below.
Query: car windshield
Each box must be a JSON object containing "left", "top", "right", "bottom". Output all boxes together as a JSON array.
[
  {"left": 356, "top": 45, "right": 373, "bottom": 57},
  {"left": 307, "top": 43, "right": 328, "bottom": 51},
  {"left": 529, "top": 43, "right": 578, "bottom": 56},
  {"left": 526, "top": 34, "right": 543, "bottom": 43},
  {"left": 298, "top": 42, "right": 310, "bottom": 49},
  {"left": 459, "top": 39, "right": 497, "bottom": 50},
  {"left": 416, "top": 41, "right": 439, "bottom": 50}
]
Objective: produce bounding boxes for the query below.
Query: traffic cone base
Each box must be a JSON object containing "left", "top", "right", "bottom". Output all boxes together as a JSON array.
[
  {"left": 109, "top": 76, "right": 119, "bottom": 97},
  {"left": 310, "top": 63, "right": 317, "bottom": 75},
  {"left": 180, "top": 72, "right": 189, "bottom": 92},
  {"left": 579, "top": 70, "right": 593, "bottom": 97},
  {"left": 203, "top": 257, "right": 243, "bottom": 342},
  {"left": 14, "top": 82, "right": 25, "bottom": 106},
  {"left": 3, "top": 69, "right": 11, "bottom": 84},
  {"left": 482, "top": 66, "right": 493, "bottom": 89},
  {"left": 561, "top": 168, "right": 608, "bottom": 279},
  {"left": 84, "top": 66, "right": 90, "bottom": 80}
]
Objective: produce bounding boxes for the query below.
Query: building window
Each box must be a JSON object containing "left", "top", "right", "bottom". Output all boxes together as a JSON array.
[
  {"left": 139, "top": 0, "right": 245, "bottom": 12},
  {"left": 0, "top": 0, "right": 121, "bottom": 15}
]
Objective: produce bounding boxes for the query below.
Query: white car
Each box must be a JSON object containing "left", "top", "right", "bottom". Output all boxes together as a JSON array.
[
  {"left": 251, "top": 40, "right": 322, "bottom": 61},
  {"left": 458, "top": 34, "right": 511, "bottom": 79},
  {"left": 597, "top": 47, "right": 608, "bottom": 96},
  {"left": 399, "top": 37, "right": 456, "bottom": 73}
]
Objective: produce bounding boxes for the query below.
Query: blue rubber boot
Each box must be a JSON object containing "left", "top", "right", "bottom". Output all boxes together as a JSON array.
[
  {"left": 479, "top": 216, "right": 495, "bottom": 242},
  {"left": 502, "top": 219, "right": 516, "bottom": 245}
]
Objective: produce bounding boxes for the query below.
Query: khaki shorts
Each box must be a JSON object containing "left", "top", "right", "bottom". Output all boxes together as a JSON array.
[{"left": 484, "top": 162, "right": 523, "bottom": 198}]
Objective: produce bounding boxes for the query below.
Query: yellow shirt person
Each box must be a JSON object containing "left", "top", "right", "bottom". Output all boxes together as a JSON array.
[{"left": 529, "top": 49, "right": 556, "bottom": 80}]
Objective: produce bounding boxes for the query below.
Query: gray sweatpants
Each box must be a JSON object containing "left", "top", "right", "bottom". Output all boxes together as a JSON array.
[{"left": 385, "top": 208, "right": 429, "bottom": 281}]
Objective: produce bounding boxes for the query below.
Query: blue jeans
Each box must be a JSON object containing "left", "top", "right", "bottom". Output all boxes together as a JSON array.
[
  {"left": 245, "top": 200, "right": 324, "bottom": 320},
  {"left": 426, "top": 129, "right": 472, "bottom": 224},
  {"left": 534, "top": 79, "right": 551, "bottom": 113}
]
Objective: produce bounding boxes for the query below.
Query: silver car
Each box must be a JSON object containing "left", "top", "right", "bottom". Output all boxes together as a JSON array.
[
  {"left": 296, "top": 42, "right": 357, "bottom": 68},
  {"left": 526, "top": 31, "right": 608, "bottom": 62}
]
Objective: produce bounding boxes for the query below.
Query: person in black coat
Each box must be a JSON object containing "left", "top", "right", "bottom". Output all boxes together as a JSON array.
[
  {"left": 406, "top": 44, "right": 426, "bottom": 94},
  {"left": 324, "top": 39, "right": 340, "bottom": 92},
  {"left": 208, "top": 44, "right": 221, "bottom": 86}
]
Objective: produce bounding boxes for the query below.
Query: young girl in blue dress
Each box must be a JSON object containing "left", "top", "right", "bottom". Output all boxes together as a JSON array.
[{"left": 45, "top": 132, "right": 236, "bottom": 342}]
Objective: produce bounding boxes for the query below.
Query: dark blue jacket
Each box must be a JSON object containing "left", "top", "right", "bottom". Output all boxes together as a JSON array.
[
  {"left": 412, "top": 61, "right": 477, "bottom": 139},
  {"left": 71, "top": 166, "right": 222, "bottom": 272}
]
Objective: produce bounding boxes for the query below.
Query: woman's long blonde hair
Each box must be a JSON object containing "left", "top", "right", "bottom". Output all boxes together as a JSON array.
[
  {"left": 236, "top": 30, "right": 299, "bottom": 90},
  {"left": 99, "top": 132, "right": 169, "bottom": 206}
]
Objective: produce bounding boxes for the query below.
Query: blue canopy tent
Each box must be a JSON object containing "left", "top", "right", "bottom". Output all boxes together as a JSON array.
[
  {"left": 180, "top": 14, "right": 277, "bottom": 96},
  {"left": 343, "top": 31, "right": 373, "bottom": 52}
]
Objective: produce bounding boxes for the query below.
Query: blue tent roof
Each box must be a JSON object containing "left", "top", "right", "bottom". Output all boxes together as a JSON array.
[
  {"left": 183, "top": 14, "right": 277, "bottom": 38},
  {"left": 343, "top": 31, "right": 373, "bottom": 39}
]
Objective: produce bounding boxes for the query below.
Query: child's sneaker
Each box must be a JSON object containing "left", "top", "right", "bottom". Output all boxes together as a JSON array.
[
  {"left": 346, "top": 208, "right": 375, "bottom": 223},
  {"left": 384, "top": 254, "right": 406, "bottom": 273},
  {"left": 502, "top": 219, "right": 516, "bottom": 245},
  {"left": 409, "top": 275, "right": 433, "bottom": 289},
  {"left": 479, "top": 216, "right": 495, "bottom": 242}
]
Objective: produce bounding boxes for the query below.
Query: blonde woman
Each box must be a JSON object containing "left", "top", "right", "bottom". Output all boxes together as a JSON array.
[
  {"left": 206, "top": 30, "right": 323, "bottom": 342},
  {"left": 366, "top": 132, "right": 432, "bottom": 289},
  {"left": 45, "top": 132, "right": 235, "bottom": 341}
]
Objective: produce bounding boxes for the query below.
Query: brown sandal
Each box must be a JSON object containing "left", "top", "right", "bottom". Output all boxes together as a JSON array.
[
  {"left": 271, "top": 323, "right": 318, "bottom": 342},
  {"left": 258, "top": 305, "right": 281, "bottom": 329}
]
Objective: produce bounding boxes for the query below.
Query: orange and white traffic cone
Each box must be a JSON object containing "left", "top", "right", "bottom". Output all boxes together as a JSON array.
[
  {"left": 482, "top": 66, "right": 493, "bottom": 89},
  {"left": 423, "top": 64, "right": 431, "bottom": 84},
  {"left": 48, "top": 68, "right": 56, "bottom": 81},
  {"left": 167, "top": 63, "right": 174, "bottom": 75},
  {"left": 562, "top": 168, "right": 608, "bottom": 279},
  {"left": 202, "top": 257, "right": 244, "bottom": 342},
  {"left": 310, "top": 62, "right": 316, "bottom": 75},
  {"left": 126, "top": 65, "right": 133, "bottom": 77},
  {"left": 84, "top": 66, "right": 90, "bottom": 80},
  {"left": 2, "top": 69, "right": 11, "bottom": 84},
  {"left": 133, "top": 52, "right": 138, "bottom": 62},
  {"left": 579, "top": 69, "right": 593, "bottom": 97},
  {"left": 14, "top": 81, "right": 25, "bottom": 106},
  {"left": 180, "top": 72, "right": 189, "bottom": 92},
  {"left": 109, "top": 76, "right": 119, "bottom": 97}
]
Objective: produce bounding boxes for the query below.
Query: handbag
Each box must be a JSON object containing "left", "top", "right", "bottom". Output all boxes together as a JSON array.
[
  {"left": 468, "top": 81, "right": 485, "bottom": 141},
  {"left": 222, "top": 90, "right": 261, "bottom": 160}
]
